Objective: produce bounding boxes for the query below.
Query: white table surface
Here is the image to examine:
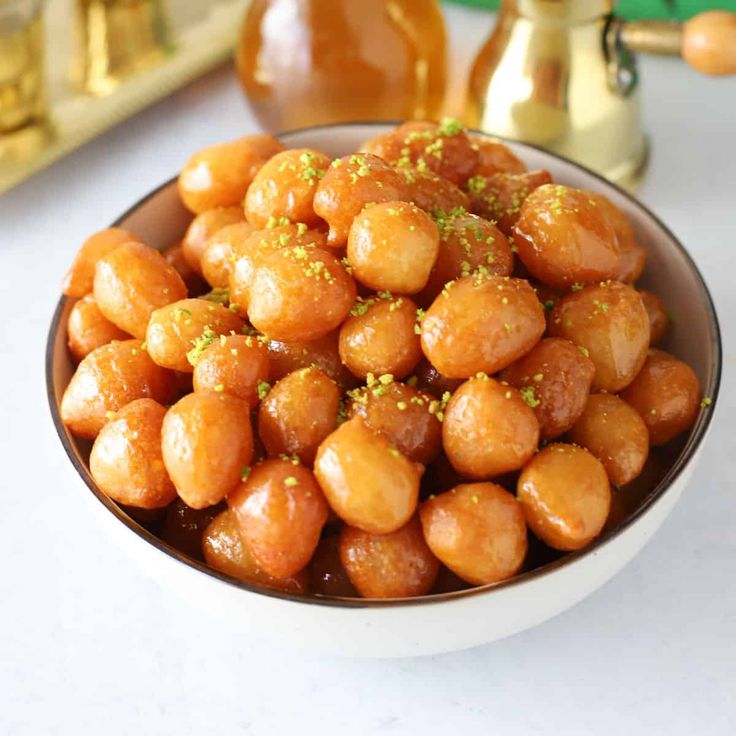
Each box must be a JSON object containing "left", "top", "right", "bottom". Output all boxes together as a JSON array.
[{"left": 1, "top": 5, "right": 735, "bottom": 734}]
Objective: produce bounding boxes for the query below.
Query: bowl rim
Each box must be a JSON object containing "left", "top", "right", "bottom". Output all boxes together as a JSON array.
[{"left": 46, "top": 121, "right": 723, "bottom": 609}]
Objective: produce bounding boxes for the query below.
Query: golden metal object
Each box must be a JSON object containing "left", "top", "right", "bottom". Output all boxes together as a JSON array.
[
  {"left": 466, "top": 0, "right": 649, "bottom": 190},
  {"left": 466, "top": 2, "right": 736, "bottom": 189},
  {"left": 617, "top": 19, "right": 682, "bottom": 57},
  {"left": 74, "top": 0, "right": 170, "bottom": 96},
  {"left": 0, "top": 0, "right": 249, "bottom": 195},
  {"left": 0, "top": 0, "right": 46, "bottom": 133}
]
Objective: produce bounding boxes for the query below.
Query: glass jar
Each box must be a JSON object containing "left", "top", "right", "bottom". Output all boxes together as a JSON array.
[{"left": 236, "top": 0, "right": 447, "bottom": 131}]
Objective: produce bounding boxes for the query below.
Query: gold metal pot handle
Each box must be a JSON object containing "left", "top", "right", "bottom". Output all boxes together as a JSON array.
[{"left": 616, "top": 10, "right": 736, "bottom": 77}]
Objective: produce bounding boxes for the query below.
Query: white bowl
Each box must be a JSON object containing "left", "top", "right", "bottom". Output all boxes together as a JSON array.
[{"left": 47, "top": 123, "right": 722, "bottom": 658}]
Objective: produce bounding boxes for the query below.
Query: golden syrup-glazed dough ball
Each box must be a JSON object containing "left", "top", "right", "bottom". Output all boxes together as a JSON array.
[
  {"left": 620, "top": 349, "right": 702, "bottom": 446},
  {"left": 470, "top": 135, "right": 526, "bottom": 177},
  {"left": 466, "top": 169, "right": 553, "bottom": 236},
  {"left": 178, "top": 134, "right": 285, "bottom": 214},
  {"left": 228, "top": 458, "right": 329, "bottom": 579},
  {"left": 162, "top": 240, "right": 207, "bottom": 294},
  {"left": 420, "top": 482, "right": 527, "bottom": 585},
  {"left": 67, "top": 293, "right": 129, "bottom": 362},
  {"left": 586, "top": 192, "right": 646, "bottom": 284},
  {"left": 638, "top": 289, "right": 669, "bottom": 345},
  {"left": 266, "top": 330, "right": 357, "bottom": 390},
  {"left": 517, "top": 443, "right": 611, "bottom": 551},
  {"left": 61, "top": 339, "right": 177, "bottom": 439},
  {"left": 419, "top": 208, "right": 513, "bottom": 304},
  {"left": 499, "top": 337, "right": 595, "bottom": 440},
  {"left": 93, "top": 241, "right": 188, "bottom": 339},
  {"left": 192, "top": 334, "right": 270, "bottom": 407},
  {"left": 314, "top": 417, "right": 422, "bottom": 534},
  {"left": 90, "top": 399, "right": 176, "bottom": 509},
  {"left": 347, "top": 380, "right": 443, "bottom": 465},
  {"left": 347, "top": 202, "right": 440, "bottom": 294},
  {"left": 228, "top": 223, "right": 327, "bottom": 316},
  {"left": 339, "top": 516, "right": 439, "bottom": 598},
  {"left": 361, "top": 120, "right": 479, "bottom": 185},
  {"left": 313, "top": 153, "right": 408, "bottom": 247},
  {"left": 420, "top": 272, "right": 545, "bottom": 378},
  {"left": 200, "top": 221, "right": 258, "bottom": 289},
  {"left": 568, "top": 393, "right": 649, "bottom": 485},
  {"left": 513, "top": 184, "right": 622, "bottom": 290},
  {"left": 395, "top": 165, "right": 470, "bottom": 214},
  {"left": 257, "top": 366, "right": 340, "bottom": 464},
  {"left": 442, "top": 375, "right": 540, "bottom": 479},
  {"left": 202, "top": 509, "right": 309, "bottom": 593},
  {"left": 248, "top": 245, "right": 356, "bottom": 341},
  {"left": 309, "top": 535, "right": 358, "bottom": 597},
  {"left": 145, "top": 298, "right": 244, "bottom": 373},
  {"left": 339, "top": 294, "right": 422, "bottom": 380},
  {"left": 63, "top": 227, "right": 140, "bottom": 298},
  {"left": 244, "top": 148, "right": 331, "bottom": 228},
  {"left": 181, "top": 206, "right": 244, "bottom": 275},
  {"left": 548, "top": 281, "right": 650, "bottom": 393},
  {"left": 161, "top": 392, "right": 254, "bottom": 509}
]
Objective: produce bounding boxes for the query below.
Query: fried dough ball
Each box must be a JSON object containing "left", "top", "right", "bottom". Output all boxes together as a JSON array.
[
  {"left": 466, "top": 169, "right": 553, "bottom": 235},
  {"left": 313, "top": 153, "right": 408, "bottom": 247},
  {"left": 513, "top": 184, "right": 622, "bottom": 290},
  {"left": 420, "top": 482, "right": 527, "bottom": 585},
  {"left": 314, "top": 417, "right": 421, "bottom": 534},
  {"left": 202, "top": 510, "right": 309, "bottom": 593},
  {"left": 181, "top": 206, "right": 244, "bottom": 275},
  {"left": 517, "top": 443, "right": 611, "bottom": 551},
  {"left": 248, "top": 245, "right": 356, "bottom": 341},
  {"left": 67, "top": 294, "right": 129, "bottom": 362},
  {"left": 93, "top": 241, "right": 187, "bottom": 339},
  {"left": 499, "top": 337, "right": 595, "bottom": 440},
  {"left": 193, "top": 334, "right": 270, "bottom": 406},
  {"left": 639, "top": 289, "right": 669, "bottom": 345},
  {"left": 470, "top": 135, "right": 526, "bottom": 177},
  {"left": 228, "top": 458, "right": 329, "bottom": 579},
  {"left": 61, "top": 339, "right": 176, "bottom": 439},
  {"left": 420, "top": 273, "right": 545, "bottom": 378},
  {"left": 621, "top": 349, "right": 702, "bottom": 446},
  {"left": 178, "top": 134, "right": 284, "bottom": 214},
  {"left": 347, "top": 202, "right": 439, "bottom": 294},
  {"left": 361, "top": 120, "right": 478, "bottom": 185},
  {"left": 347, "top": 380, "right": 443, "bottom": 465},
  {"left": 90, "top": 399, "right": 176, "bottom": 509},
  {"left": 200, "top": 221, "right": 258, "bottom": 288},
  {"left": 339, "top": 295, "right": 422, "bottom": 380},
  {"left": 244, "top": 148, "right": 331, "bottom": 228},
  {"left": 339, "top": 516, "right": 439, "bottom": 598},
  {"left": 161, "top": 392, "right": 253, "bottom": 509},
  {"left": 548, "top": 281, "right": 649, "bottom": 392},
  {"left": 258, "top": 366, "right": 340, "bottom": 464},
  {"left": 145, "top": 298, "right": 244, "bottom": 372},
  {"left": 63, "top": 227, "right": 140, "bottom": 298},
  {"left": 419, "top": 209, "right": 513, "bottom": 304},
  {"left": 442, "top": 375, "right": 539, "bottom": 479},
  {"left": 568, "top": 393, "right": 649, "bottom": 485}
]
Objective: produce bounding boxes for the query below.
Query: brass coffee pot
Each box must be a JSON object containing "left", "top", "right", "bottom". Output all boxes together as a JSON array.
[{"left": 466, "top": 1, "right": 736, "bottom": 189}]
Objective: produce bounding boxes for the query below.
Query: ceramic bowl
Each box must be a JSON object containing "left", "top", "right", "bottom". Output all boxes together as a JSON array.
[{"left": 46, "top": 123, "right": 721, "bottom": 658}]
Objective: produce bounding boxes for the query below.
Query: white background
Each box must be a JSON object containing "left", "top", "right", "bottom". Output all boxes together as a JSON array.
[{"left": 1, "top": 5, "right": 735, "bottom": 734}]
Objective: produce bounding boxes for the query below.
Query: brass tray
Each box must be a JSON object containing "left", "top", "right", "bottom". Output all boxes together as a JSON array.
[{"left": 0, "top": 0, "right": 249, "bottom": 195}]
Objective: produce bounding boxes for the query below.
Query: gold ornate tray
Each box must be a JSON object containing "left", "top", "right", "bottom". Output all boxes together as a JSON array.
[{"left": 0, "top": 0, "right": 249, "bottom": 195}]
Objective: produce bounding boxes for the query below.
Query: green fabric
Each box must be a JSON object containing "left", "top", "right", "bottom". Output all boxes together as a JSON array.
[{"left": 444, "top": 0, "right": 736, "bottom": 19}]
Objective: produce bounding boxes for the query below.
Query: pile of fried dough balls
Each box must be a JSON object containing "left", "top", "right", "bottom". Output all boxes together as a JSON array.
[{"left": 60, "top": 119, "right": 706, "bottom": 599}]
